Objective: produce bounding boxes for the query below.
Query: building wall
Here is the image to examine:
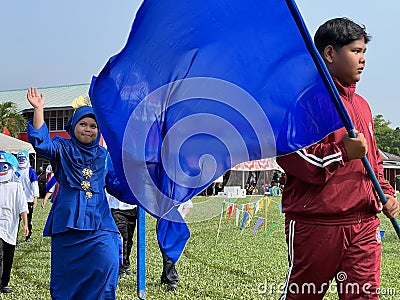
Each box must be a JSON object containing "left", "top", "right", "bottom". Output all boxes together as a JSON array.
[{"left": 384, "top": 168, "right": 400, "bottom": 192}]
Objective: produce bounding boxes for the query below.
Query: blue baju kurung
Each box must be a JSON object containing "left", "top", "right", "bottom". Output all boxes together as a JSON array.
[{"left": 28, "top": 106, "right": 134, "bottom": 300}]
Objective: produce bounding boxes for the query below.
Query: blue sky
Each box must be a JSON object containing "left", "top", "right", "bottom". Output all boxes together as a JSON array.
[{"left": 1, "top": 0, "right": 399, "bottom": 127}]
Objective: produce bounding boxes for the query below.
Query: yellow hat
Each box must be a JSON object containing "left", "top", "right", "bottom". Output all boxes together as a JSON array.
[{"left": 72, "top": 95, "right": 91, "bottom": 110}]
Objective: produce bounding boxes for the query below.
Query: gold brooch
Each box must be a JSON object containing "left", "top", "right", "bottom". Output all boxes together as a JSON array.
[
  {"left": 82, "top": 168, "right": 93, "bottom": 179},
  {"left": 81, "top": 181, "right": 91, "bottom": 190},
  {"left": 85, "top": 191, "right": 93, "bottom": 199}
]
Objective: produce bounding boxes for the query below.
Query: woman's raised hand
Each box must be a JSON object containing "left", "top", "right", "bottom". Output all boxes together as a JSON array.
[{"left": 27, "top": 87, "right": 44, "bottom": 109}]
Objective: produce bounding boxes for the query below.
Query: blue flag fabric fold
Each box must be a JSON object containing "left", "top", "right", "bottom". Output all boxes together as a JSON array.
[{"left": 90, "top": 0, "right": 343, "bottom": 262}]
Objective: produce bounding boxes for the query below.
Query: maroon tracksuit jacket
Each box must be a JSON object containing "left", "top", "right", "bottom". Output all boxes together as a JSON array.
[
  {"left": 276, "top": 77, "right": 395, "bottom": 300},
  {"left": 278, "top": 77, "right": 394, "bottom": 224}
]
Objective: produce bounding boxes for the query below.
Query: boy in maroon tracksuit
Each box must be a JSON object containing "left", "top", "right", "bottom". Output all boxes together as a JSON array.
[{"left": 277, "top": 18, "right": 398, "bottom": 300}]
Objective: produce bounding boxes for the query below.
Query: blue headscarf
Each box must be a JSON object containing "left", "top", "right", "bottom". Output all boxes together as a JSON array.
[
  {"left": 65, "top": 105, "right": 100, "bottom": 148},
  {"left": 52, "top": 105, "right": 105, "bottom": 193},
  {"left": 63, "top": 106, "right": 102, "bottom": 180}
]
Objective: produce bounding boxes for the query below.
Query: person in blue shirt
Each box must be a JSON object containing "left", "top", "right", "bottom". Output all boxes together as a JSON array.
[
  {"left": 16, "top": 150, "right": 39, "bottom": 242},
  {"left": 27, "top": 87, "right": 135, "bottom": 300},
  {"left": 40, "top": 173, "right": 59, "bottom": 208}
]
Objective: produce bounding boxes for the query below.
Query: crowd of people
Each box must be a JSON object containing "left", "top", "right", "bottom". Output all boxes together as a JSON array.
[{"left": 0, "top": 16, "right": 399, "bottom": 300}]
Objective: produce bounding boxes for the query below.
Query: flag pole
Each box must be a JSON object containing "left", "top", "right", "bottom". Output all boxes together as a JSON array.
[
  {"left": 286, "top": 0, "right": 400, "bottom": 238},
  {"left": 137, "top": 206, "right": 146, "bottom": 299}
]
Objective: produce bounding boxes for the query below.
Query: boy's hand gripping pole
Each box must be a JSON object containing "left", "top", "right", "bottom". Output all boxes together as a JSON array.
[{"left": 348, "top": 129, "right": 400, "bottom": 239}]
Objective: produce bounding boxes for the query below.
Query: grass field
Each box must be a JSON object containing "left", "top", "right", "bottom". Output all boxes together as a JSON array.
[{"left": 8, "top": 195, "right": 400, "bottom": 299}]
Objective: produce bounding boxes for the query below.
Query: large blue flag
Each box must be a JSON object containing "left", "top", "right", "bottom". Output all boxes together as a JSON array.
[{"left": 90, "top": 0, "right": 343, "bottom": 262}]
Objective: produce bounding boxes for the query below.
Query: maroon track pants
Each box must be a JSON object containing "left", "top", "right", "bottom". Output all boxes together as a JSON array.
[{"left": 280, "top": 217, "right": 381, "bottom": 300}]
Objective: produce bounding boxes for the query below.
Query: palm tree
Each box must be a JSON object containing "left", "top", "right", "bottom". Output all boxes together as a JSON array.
[{"left": 0, "top": 101, "right": 27, "bottom": 138}]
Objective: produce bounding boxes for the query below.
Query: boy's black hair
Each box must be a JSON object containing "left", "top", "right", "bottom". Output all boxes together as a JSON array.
[{"left": 314, "top": 17, "right": 372, "bottom": 54}]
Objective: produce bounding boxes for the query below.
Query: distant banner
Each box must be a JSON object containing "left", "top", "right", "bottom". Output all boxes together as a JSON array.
[{"left": 232, "top": 158, "right": 283, "bottom": 171}]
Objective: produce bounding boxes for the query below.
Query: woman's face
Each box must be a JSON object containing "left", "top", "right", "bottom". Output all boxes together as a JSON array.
[{"left": 74, "top": 117, "right": 98, "bottom": 144}]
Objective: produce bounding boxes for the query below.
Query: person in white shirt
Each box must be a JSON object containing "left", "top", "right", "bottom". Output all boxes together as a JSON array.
[
  {"left": 107, "top": 194, "right": 137, "bottom": 279},
  {"left": 0, "top": 151, "right": 29, "bottom": 294}
]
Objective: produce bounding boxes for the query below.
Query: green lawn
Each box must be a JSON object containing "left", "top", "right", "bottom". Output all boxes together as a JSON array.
[{"left": 8, "top": 196, "right": 400, "bottom": 299}]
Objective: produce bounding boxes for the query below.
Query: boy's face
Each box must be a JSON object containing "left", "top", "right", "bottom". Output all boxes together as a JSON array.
[
  {"left": 74, "top": 117, "right": 98, "bottom": 144},
  {"left": 325, "top": 38, "right": 367, "bottom": 86}
]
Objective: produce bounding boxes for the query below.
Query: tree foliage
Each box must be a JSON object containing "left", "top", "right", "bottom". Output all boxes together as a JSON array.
[
  {"left": 374, "top": 114, "right": 400, "bottom": 156},
  {"left": 0, "top": 101, "right": 27, "bottom": 138}
]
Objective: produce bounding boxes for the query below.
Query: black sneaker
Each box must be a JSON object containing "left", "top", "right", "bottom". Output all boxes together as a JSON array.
[
  {"left": 119, "top": 270, "right": 126, "bottom": 279},
  {"left": 160, "top": 276, "right": 168, "bottom": 285},
  {"left": 25, "top": 237, "right": 31, "bottom": 242},
  {"left": 1, "top": 286, "right": 12, "bottom": 293},
  {"left": 125, "top": 267, "right": 133, "bottom": 275},
  {"left": 167, "top": 282, "right": 178, "bottom": 292}
]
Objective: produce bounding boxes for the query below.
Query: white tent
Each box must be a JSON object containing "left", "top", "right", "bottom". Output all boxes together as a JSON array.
[
  {"left": 0, "top": 133, "right": 36, "bottom": 167},
  {"left": 0, "top": 133, "right": 35, "bottom": 154}
]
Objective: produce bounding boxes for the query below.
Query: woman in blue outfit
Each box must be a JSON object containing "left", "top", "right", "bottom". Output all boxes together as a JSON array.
[{"left": 27, "top": 87, "right": 134, "bottom": 300}]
